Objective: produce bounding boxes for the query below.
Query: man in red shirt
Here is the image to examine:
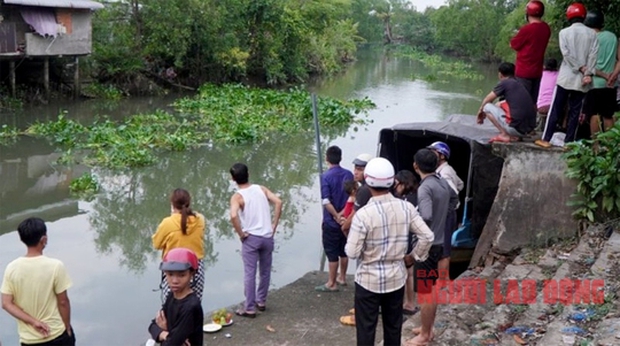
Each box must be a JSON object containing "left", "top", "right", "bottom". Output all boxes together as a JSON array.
[{"left": 510, "top": 0, "right": 551, "bottom": 104}]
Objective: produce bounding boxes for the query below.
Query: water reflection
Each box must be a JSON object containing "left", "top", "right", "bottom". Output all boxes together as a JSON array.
[
  {"left": 0, "top": 137, "right": 89, "bottom": 236},
  {"left": 88, "top": 128, "right": 348, "bottom": 273}
]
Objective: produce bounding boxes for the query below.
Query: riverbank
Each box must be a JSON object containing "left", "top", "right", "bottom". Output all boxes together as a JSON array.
[{"left": 201, "top": 271, "right": 358, "bottom": 345}]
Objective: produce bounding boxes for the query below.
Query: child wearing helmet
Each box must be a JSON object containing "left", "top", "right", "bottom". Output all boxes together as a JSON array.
[
  {"left": 510, "top": 0, "right": 551, "bottom": 103},
  {"left": 148, "top": 248, "right": 204, "bottom": 346},
  {"left": 539, "top": 2, "right": 599, "bottom": 146}
]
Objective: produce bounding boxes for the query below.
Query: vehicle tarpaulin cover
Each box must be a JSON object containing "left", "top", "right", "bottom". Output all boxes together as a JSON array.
[{"left": 378, "top": 114, "right": 504, "bottom": 241}]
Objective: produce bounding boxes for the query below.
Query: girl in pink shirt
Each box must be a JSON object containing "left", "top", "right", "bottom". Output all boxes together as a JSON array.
[{"left": 536, "top": 58, "right": 559, "bottom": 114}]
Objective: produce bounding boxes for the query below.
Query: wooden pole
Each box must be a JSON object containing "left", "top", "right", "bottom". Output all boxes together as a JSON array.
[
  {"left": 44, "top": 57, "right": 50, "bottom": 100},
  {"left": 73, "top": 56, "right": 79, "bottom": 99},
  {"left": 9, "top": 60, "right": 16, "bottom": 97}
]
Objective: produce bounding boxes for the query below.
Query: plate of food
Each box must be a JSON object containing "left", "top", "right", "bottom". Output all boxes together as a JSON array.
[
  {"left": 203, "top": 323, "right": 222, "bottom": 333},
  {"left": 211, "top": 308, "right": 234, "bottom": 327}
]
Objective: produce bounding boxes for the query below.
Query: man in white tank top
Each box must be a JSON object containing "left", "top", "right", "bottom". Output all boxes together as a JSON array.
[{"left": 229, "top": 163, "right": 283, "bottom": 318}]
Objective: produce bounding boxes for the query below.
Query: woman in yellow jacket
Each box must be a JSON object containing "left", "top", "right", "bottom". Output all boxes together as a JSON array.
[{"left": 152, "top": 188, "right": 206, "bottom": 300}]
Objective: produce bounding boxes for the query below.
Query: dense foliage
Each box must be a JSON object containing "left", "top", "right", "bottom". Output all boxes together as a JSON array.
[
  {"left": 87, "top": 0, "right": 620, "bottom": 89},
  {"left": 90, "top": 0, "right": 365, "bottom": 87},
  {"left": 15, "top": 85, "right": 374, "bottom": 169},
  {"left": 564, "top": 123, "right": 620, "bottom": 222}
]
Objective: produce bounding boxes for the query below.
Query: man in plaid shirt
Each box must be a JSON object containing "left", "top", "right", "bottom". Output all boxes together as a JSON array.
[{"left": 346, "top": 158, "right": 434, "bottom": 346}]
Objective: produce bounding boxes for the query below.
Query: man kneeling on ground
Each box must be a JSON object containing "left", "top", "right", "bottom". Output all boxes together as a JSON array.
[{"left": 477, "top": 62, "right": 537, "bottom": 143}]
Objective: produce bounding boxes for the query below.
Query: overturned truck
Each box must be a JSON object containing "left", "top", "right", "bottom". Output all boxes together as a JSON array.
[{"left": 376, "top": 114, "right": 578, "bottom": 270}]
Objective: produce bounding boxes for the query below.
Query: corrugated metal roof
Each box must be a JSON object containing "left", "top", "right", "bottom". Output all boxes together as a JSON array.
[{"left": 3, "top": 0, "right": 104, "bottom": 10}]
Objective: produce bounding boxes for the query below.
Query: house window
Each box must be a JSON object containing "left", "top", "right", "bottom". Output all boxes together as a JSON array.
[{"left": 56, "top": 9, "right": 72, "bottom": 34}]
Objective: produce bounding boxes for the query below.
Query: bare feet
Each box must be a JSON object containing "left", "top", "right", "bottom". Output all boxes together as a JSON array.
[
  {"left": 405, "top": 334, "right": 432, "bottom": 346},
  {"left": 411, "top": 327, "right": 434, "bottom": 340}
]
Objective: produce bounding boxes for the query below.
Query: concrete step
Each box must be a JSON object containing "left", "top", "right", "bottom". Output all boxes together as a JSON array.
[{"left": 534, "top": 230, "right": 620, "bottom": 346}]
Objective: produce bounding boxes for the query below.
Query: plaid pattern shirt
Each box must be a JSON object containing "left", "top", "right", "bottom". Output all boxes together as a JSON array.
[{"left": 345, "top": 193, "right": 434, "bottom": 294}]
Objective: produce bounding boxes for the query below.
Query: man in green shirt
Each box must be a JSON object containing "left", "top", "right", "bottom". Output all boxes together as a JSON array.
[{"left": 582, "top": 10, "right": 619, "bottom": 138}]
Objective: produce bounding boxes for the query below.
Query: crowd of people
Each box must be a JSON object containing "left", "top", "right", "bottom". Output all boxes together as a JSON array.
[
  {"left": 477, "top": 1, "right": 619, "bottom": 147},
  {"left": 1, "top": 163, "right": 283, "bottom": 346},
  {"left": 318, "top": 144, "right": 462, "bottom": 346},
  {"left": 3, "top": 2, "right": 618, "bottom": 346}
]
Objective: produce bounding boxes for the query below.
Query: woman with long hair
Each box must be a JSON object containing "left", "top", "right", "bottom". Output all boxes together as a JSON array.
[{"left": 152, "top": 188, "right": 206, "bottom": 301}]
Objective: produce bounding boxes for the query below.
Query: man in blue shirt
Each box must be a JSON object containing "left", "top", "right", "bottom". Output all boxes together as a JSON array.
[{"left": 316, "top": 146, "right": 354, "bottom": 292}]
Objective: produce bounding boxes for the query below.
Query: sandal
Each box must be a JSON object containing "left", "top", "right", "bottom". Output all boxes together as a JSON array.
[
  {"left": 315, "top": 284, "right": 339, "bottom": 292},
  {"left": 235, "top": 309, "right": 256, "bottom": 318},
  {"left": 340, "top": 315, "right": 355, "bottom": 326},
  {"left": 403, "top": 307, "right": 420, "bottom": 315},
  {"left": 256, "top": 304, "right": 266, "bottom": 312}
]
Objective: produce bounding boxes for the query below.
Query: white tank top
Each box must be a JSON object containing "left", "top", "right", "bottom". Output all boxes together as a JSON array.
[{"left": 237, "top": 184, "right": 272, "bottom": 237}]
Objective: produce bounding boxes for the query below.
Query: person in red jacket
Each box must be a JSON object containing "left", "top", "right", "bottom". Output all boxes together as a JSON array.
[{"left": 510, "top": 0, "right": 551, "bottom": 104}]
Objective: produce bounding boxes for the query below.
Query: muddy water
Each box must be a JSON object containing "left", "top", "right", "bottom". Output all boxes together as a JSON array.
[{"left": 0, "top": 49, "right": 496, "bottom": 345}]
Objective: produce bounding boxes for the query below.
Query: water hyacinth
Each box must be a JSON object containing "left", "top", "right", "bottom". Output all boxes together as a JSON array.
[{"left": 7, "top": 84, "right": 375, "bottom": 169}]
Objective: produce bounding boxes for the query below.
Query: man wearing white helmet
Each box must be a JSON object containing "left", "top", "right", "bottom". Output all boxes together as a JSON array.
[{"left": 345, "top": 158, "right": 434, "bottom": 346}]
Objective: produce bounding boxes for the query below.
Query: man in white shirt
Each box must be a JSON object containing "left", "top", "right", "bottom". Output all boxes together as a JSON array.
[{"left": 540, "top": 2, "right": 598, "bottom": 145}]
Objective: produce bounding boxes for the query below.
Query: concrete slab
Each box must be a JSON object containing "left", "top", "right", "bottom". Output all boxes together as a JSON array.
[{"left": 202, "top": 271, "right": 357, "bottom": 346}]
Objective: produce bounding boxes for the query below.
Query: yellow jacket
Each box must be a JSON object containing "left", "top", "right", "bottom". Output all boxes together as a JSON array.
[{"left": 152, "top": 212, "right": 206, "bottom": 259}]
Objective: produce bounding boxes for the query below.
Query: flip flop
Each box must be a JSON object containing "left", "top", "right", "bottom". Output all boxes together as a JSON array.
[
  {"left": 488, "top": 135, "right": 512, "bottom": 143},
  {"left": 403, "top": 307, "right": 420, "bottom": 315},
  {"left": 235, "top": 309, "right": 256, "bottom": 318},
  {"left": 534, "top": 139, "right": 552, "bottom": 148},
  {"left": 315, "top": 284, "right": 339, "bottom": 292},
  {"left": 340, "top": 315, "right": 355, "bottom": 326},
  {"left": 256, "top": 304, "right": 266, "bottom": 312},
  {"left": 336, "top": 280, "right": 347, "bottom": 286}
]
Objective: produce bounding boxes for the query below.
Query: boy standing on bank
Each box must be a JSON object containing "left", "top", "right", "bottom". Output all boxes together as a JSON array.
[
  {"left": 148, "top": 248, "right": 204, "bottom": 345},
  {"left": 1, "top": 217, "right": 75, "bottom": 346},
  {"left": 510, "top": 0, "right": 551, "bottom": 103}
]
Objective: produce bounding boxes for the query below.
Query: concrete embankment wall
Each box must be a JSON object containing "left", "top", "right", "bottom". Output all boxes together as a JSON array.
[{"left": 470, "top": 143, "right": 579, "bottom": 267}]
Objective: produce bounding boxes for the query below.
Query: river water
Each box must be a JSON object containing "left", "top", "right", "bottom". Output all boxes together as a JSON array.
[{"left": 0, "top": 49, "right": 496, "bottom": 345}]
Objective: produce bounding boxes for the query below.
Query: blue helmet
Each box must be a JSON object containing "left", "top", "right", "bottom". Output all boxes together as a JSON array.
[{"left": 427, "top": 141, "right": 451, "bottom": 160}]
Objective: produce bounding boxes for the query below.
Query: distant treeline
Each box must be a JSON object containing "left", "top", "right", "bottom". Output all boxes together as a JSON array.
[{"left": 85, "top": 0, "right": 620, "bottom": 89}]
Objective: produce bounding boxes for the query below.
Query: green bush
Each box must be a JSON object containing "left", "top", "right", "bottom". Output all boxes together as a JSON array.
[{"left": 564, "top": 123, "right": 620, "bottom": 222}]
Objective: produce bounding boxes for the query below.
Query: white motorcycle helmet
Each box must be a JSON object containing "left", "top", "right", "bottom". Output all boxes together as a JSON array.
[{"left": 363, "top": 157, "right": 395, "bottom": 188}]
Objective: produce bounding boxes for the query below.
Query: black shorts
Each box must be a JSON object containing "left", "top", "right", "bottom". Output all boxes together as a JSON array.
[
  {"left": 413, "top": 245, "right": 443, "bottom": 294},
  {"left": 322, "top": 223, "right": 347, "bottom": 262},
  {"left": 442, "top": 209, "right": 457, "bottom": 259},
  {"left": 583, "top": 87, "right": 617, "bottom": 119}
]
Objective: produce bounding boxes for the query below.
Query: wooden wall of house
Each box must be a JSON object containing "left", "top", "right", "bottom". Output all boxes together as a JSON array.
[{"left": 0, "top": 6, "right": 93, "bottom": 56}]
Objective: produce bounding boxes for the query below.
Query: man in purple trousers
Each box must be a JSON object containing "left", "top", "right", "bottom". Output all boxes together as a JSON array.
[{"left": 229, "top": 163, "right": 283, "bottom": 318}]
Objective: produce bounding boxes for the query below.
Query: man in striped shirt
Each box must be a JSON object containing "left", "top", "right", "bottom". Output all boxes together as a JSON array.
[{"left": 345, "top": 158, "right": 434, "bottom": 346}]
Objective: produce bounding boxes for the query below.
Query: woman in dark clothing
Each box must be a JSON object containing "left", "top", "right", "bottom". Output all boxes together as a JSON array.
[{"left": 392, "top": 170, "right": 419, "bottom": 315}]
